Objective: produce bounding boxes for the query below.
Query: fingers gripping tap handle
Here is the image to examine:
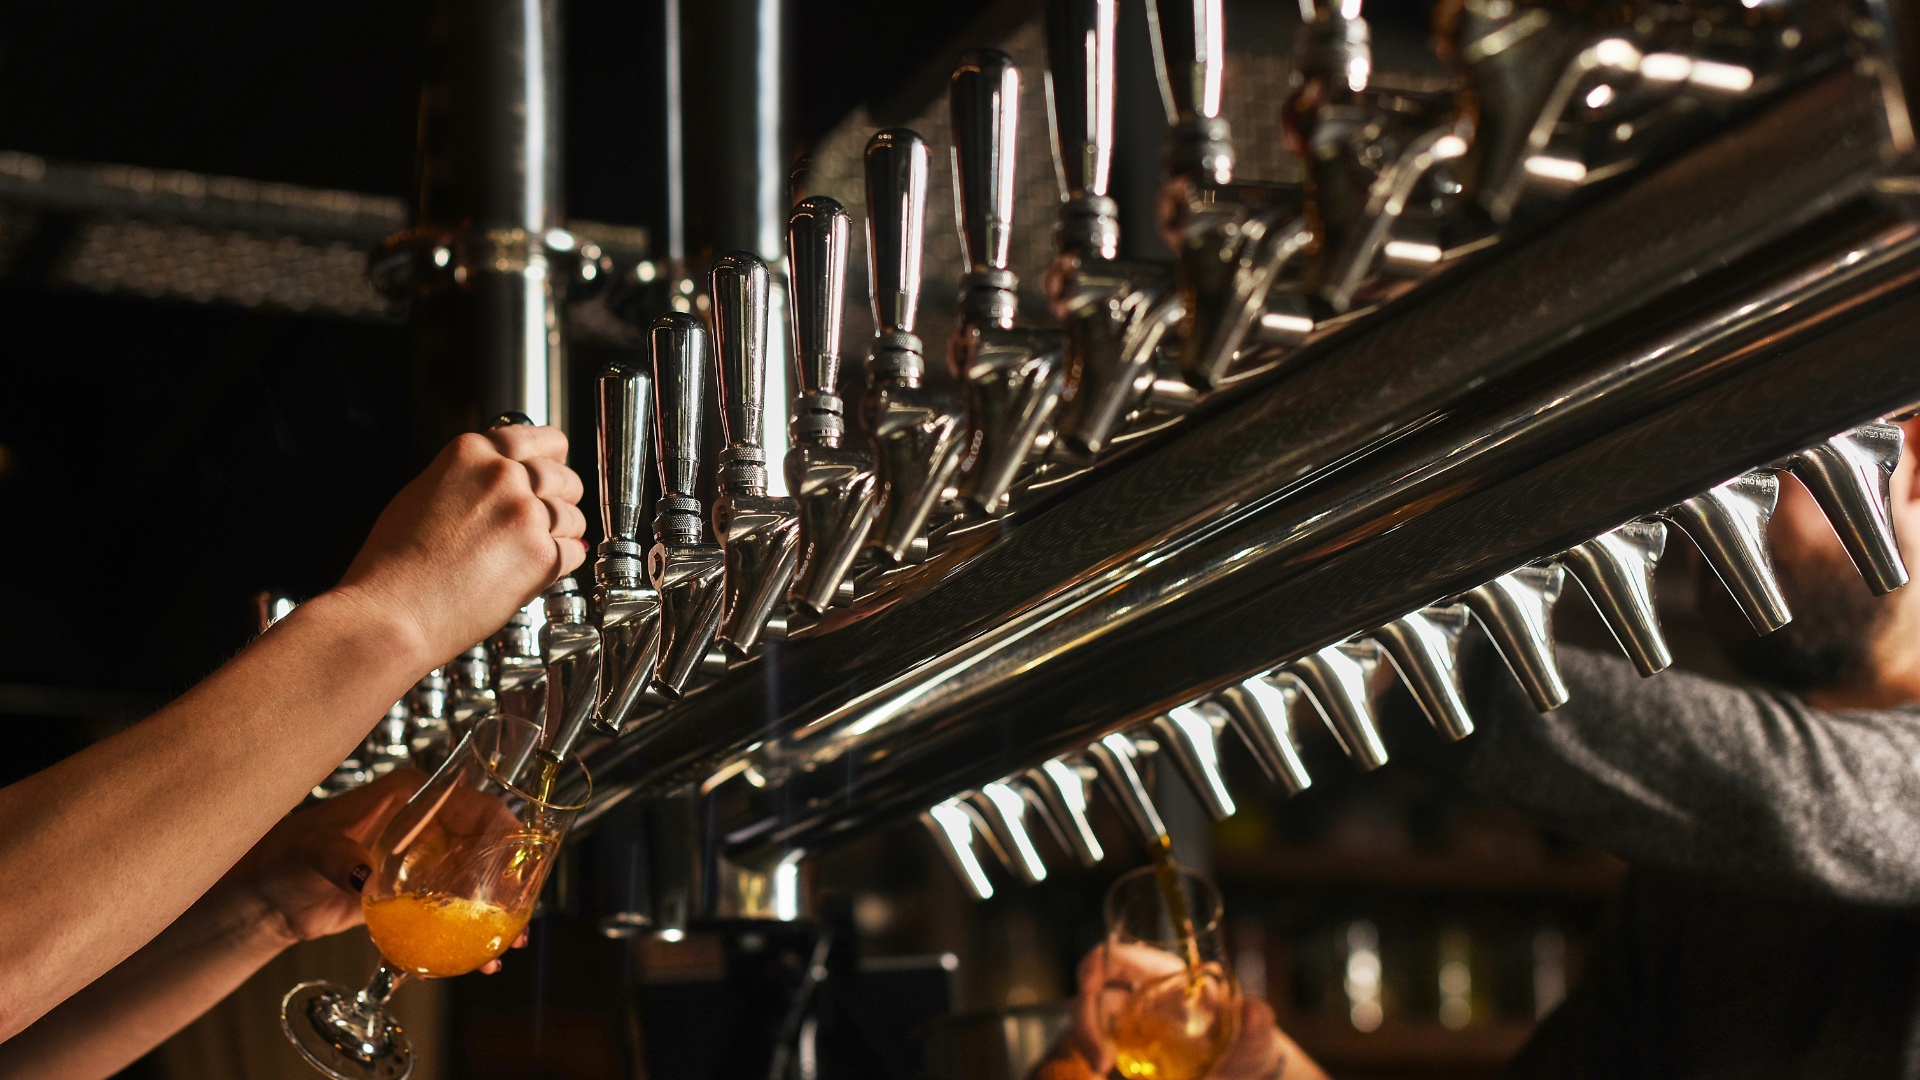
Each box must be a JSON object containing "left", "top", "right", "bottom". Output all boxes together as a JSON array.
[
  {"left": 596, "top": 366, "right": 654, "bottom": 549},
  {"left": 711, "top": 252, "right": 771, "bottom": 495},
  {"left": 788, "top": 197, "right": 851, "bottom": 437},
  {"left": 864, "top": 129, "right": 931, "bottom": 359},
  {"left": 650, "top": 313, "right": 711, "bottom": 545}
]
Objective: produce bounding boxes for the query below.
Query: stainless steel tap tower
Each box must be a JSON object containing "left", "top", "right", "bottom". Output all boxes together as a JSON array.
[{"left": 357, "top": 0, "right": 1920, "bottom": 925}]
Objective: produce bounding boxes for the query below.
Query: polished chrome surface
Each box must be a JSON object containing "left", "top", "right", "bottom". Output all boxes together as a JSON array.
[
  {"left": 1147, "top": 0, "right": 1230, "bottom": 184},
  {"left": 950, "top": 49, "right": 1067, "bottom": 515},
  {"left": 785, "top": 197, "right": 881, "bottom": 611},
  {"left": 1284, "top": 643, "right": 1389, "bottom": 771},
  {"left": 648, "top": 313, "right": 728, "bottom": 696},
  {"left": 541, "top": 578, "right": 603, "bottom": 761},
  {"left": 1461, "top": 567, "right": 1569, "bottom": 713},
  {"left": 864, "top": 129, "right": 969, "bottom": 558},
  {"left": 712, "top": 251, "right": 801, "bottom": 653},
  {"left": 950, "top": 49, "right": 1021, "bottom": 318},
  {"left": 1085, "top": 732, "right": 1168, "bottom": 845},
  {"left": 593, "top": 364, "right": 665, "bottom": 736},
  {"left": 557, "top": 24, "right": 1920, "bottom": 867},
  {"left": 1212, "top": 675, "right": 1312, "bottom": 796},
  {"left": 1151, "top": 702, "right": 1237, "bottom": 821},
  {"left": 971, "top": 779, "right": 1052, "bottom": 885},
  {"left": 923, "top": 798, "right": 1000, "bottom": 901},
  {"left": 1028, "top": 757, "right": 1105, "bottom": 867},
  {"left": 1043, "top": 0, "right": 1118, "bottom": 259},
  {"left": 1657, "top": 471, "right": 1791, "bottom": 634},
  {"left": 1560, "top": 521, "right": 1671, "bottom": 677},
  {"left": 1370, "top": 604, "right": 1475, "bottom": 742},
  {"left": 1777, "top": 422, "right": 1909, "bottom": 594}
]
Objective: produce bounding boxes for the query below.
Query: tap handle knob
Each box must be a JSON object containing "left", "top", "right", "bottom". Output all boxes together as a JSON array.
[
  {"left": 489, "top": 411, "right": 535, "bottom": 429},
  {"left": 710, "top": 251, "right": 771, "bottom": 493},
  {"left": 950, "top": 50, "right": 1021, "bottom": 274},
  {"left": 1043, "top": 0, "right": 1116, "bottom": 202},
  {"left": 863, "top": 129, "right": 931, "bottom": 337},
  {"left": 649, "top": 312, "right": 710, "bottom": 541},
  {"left": 1148, "top": 0, "right": 1224, "bottom": 122},
  {"left": 596, "top": 364, "right": 654, "bottom": 546},
  {"left": 788, "top": 197, "right": 851, "bottom": 402}
]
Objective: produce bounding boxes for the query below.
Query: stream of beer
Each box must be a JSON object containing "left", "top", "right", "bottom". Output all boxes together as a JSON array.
[{"left": 1147, "top": 833, "right": 1202, "bottom": 984}]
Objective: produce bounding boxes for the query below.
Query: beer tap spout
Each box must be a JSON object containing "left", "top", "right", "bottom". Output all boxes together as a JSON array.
[
  {"left": 592, "top": 363, "right": 665, "bottom": 735},
  {"left": 864, "top": 129, "right": 969, "bottom": 561},
  {"left": 648, "top": 313, "right": 728, "bottom": 697},
  {"left": 785, "top": 197, "right": 882, "bottom": 612},
  {"left": 711, "top": 252, "right": 802, "bottom": 654}
]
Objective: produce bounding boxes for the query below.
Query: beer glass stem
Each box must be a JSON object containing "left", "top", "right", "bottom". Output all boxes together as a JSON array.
[{"left": 357, "top": 962, "right": 410, "bottom": 1014}]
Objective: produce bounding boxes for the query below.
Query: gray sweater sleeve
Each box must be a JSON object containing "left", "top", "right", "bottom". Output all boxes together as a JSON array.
[{"left": 1448, "top": 641, "right": 1920, "bottom": 906}]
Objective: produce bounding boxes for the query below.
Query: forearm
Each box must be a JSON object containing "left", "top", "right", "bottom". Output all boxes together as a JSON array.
[
  {"left": 0, "top": 587, "right": 428, "bottom": 1038},
  {"left": 1448, "top": 641, "right": 1920, "bottom": 903},
  {"left": 0, "top": 881, "right": 292, "bottom": 1080}
]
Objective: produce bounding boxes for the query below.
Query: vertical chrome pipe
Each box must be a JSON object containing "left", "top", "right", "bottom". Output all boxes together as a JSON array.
[{"left": 407, "top": 0, "right": 569, "bottom": 442}]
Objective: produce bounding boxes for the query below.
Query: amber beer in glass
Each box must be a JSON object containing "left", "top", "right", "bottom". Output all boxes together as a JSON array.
[
  {"left": 1100, "top": 863, "right": 1242, "bottom": 1080},
  {"left": 280, "top": 715, "right": 589, "bottom": 1080}
]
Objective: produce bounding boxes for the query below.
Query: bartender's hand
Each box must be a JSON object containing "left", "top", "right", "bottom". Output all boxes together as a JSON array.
[
  {"left": 332, "top": 425, "right": 587, "bottom": 667},
  {"left": 1036, "top": 942, "right": 1331, "bottom": 1080}
]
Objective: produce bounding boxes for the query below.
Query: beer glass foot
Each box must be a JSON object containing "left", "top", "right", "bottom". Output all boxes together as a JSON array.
[{"left": 280, "top": 980, "right": 414, "bottom": 1080}]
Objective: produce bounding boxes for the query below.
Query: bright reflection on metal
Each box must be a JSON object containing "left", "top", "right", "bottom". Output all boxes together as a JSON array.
[
  {"left": 1690, "top": 60, "right": 1754, "bottom": 93},
  {"left": 923, "top": 799, "right": 995, "bottom": 900},
  {"left": 979, "top": 782, "right": 1049, "bottom": 884},
  {"left": 1524, "top": 156, "right": 1588, "bottom": 184},
  {"left": 1586, "top": 84, "right": 1615, "bottom": 109}
]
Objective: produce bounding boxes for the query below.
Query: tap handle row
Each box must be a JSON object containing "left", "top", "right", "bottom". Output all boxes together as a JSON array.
[
  {"left": 596, "top": 365, "right": 653, "bottom": 547},
  {"left": 711, "top": 252, "right": 770, "bottom": 493},
  {"left": 650, "top": 313, "right": 710, "bottom": 542},
  {"left": 787, "top": 196, "right": 851, "bottom": 405},
  {"left": 864, "top": 129, "right": 930, "bottom": 338},
  {"left": 950, "top": 49, "right": 1021, "bottom": 276}
]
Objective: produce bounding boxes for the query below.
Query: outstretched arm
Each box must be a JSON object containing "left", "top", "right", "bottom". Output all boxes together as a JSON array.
[
  {"left": 1449, "top": 641, "right": 1920, "bottom": 905},
  {"left": 0, "top": 426, "right": 584, "bottom": 1044}
]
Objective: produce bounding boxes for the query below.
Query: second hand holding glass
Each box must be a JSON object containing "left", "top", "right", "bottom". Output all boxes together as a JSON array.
[
  {"left": 1100, "top": 856, "right": 1242, "bottom": 1080},
  {"left": 281, "top": 715, "right": 590, "bottom": 1080}
]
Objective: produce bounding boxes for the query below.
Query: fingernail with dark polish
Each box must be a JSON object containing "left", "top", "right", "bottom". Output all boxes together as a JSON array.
[{"left": 349, "top": 865, "right": 371, "bottom": 892}]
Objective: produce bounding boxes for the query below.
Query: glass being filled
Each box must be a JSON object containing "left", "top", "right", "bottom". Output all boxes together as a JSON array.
[
  {"left": 280, "top": 715, "right": 590, "bottom": 1080},
  {"left": 1100, "top": 858, "right": 1242, "bottom": 1080}
]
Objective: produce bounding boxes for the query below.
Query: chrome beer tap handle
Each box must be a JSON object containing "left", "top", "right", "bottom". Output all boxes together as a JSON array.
[
  {"left": 1045, "top": 0, "right": 1118, "bottom": 260},
  {"left": 950, "top": 49, "right": 1068, "bottom": 515},
  {"left": 1026, "top": 756, "right": 1106, "bottom": 867},
  {"left": 593, "top": 363, "right": 665, "bottom": 735},
  {"left": 711, "top": 252, "right": 802, "bottom": 654},
  {"left": 1150, "top": 702, "right": 1238, "bottom": 821},
  {"left": 1559, "top": 521, "right": 1672, "bottom": 677},
  {"left": 970, "top": 779, "right": 1053, "bottom": 885},
  {"left": 864, "top": 129, "right": 969, "bottom": 560},
  {"left": 1776, "top": 423, "right": 1908, "bottom": 594},
  {"left": 446, "top": 645, "right": 496, "bottom": 728},
  {"left": 1147, "top": 0, "right": 1232, "bottom": 186},
  {"left": 922, "top": 797, "right": 1003, "bottom": 901},
  {"left": 1212, "top": 674, "right": 1312, "bottom": 796},
  {"left": 1085, "top": 731, "right": 1170, "bottom": 845},
  {"left": 648, "top": 313, "right": 728, "bottom": 697},
  {"left": 951, "top": 49, "right": 1022, "bottom": 331},
  {"left": 1657, "top": 472, "right": 1791, "bottom": 634},
  {"left": 1282, "top": 641, "right": 1390, "bottom": 770},
  {"left": 1370, "top": 604, "right": 1475, "bottom": 741},
  {"left": 489, "top": 597, "right": 548, "bottom": 729},
  {"left": 1044, "top": 0, "right": 1166, "bottom": 457},
  {"left": 540, "top": 577, "right": 603, "bottom": 761},
  {"left": 1460, "top": 566, "right": 1570, "bottom": 713},
  {"left": 785, "top": 197, "right": 881, "bottom": 613}
]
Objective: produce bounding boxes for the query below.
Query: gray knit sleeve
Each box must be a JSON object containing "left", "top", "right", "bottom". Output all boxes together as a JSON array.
[{"left": 1450, "top": 641, "right": 1920, "bottom": 905}]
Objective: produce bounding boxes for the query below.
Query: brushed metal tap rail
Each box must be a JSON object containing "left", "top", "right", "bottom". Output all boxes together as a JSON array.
[{"left": 564, "top": 59, "right": 1920, "bottom": 854}]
